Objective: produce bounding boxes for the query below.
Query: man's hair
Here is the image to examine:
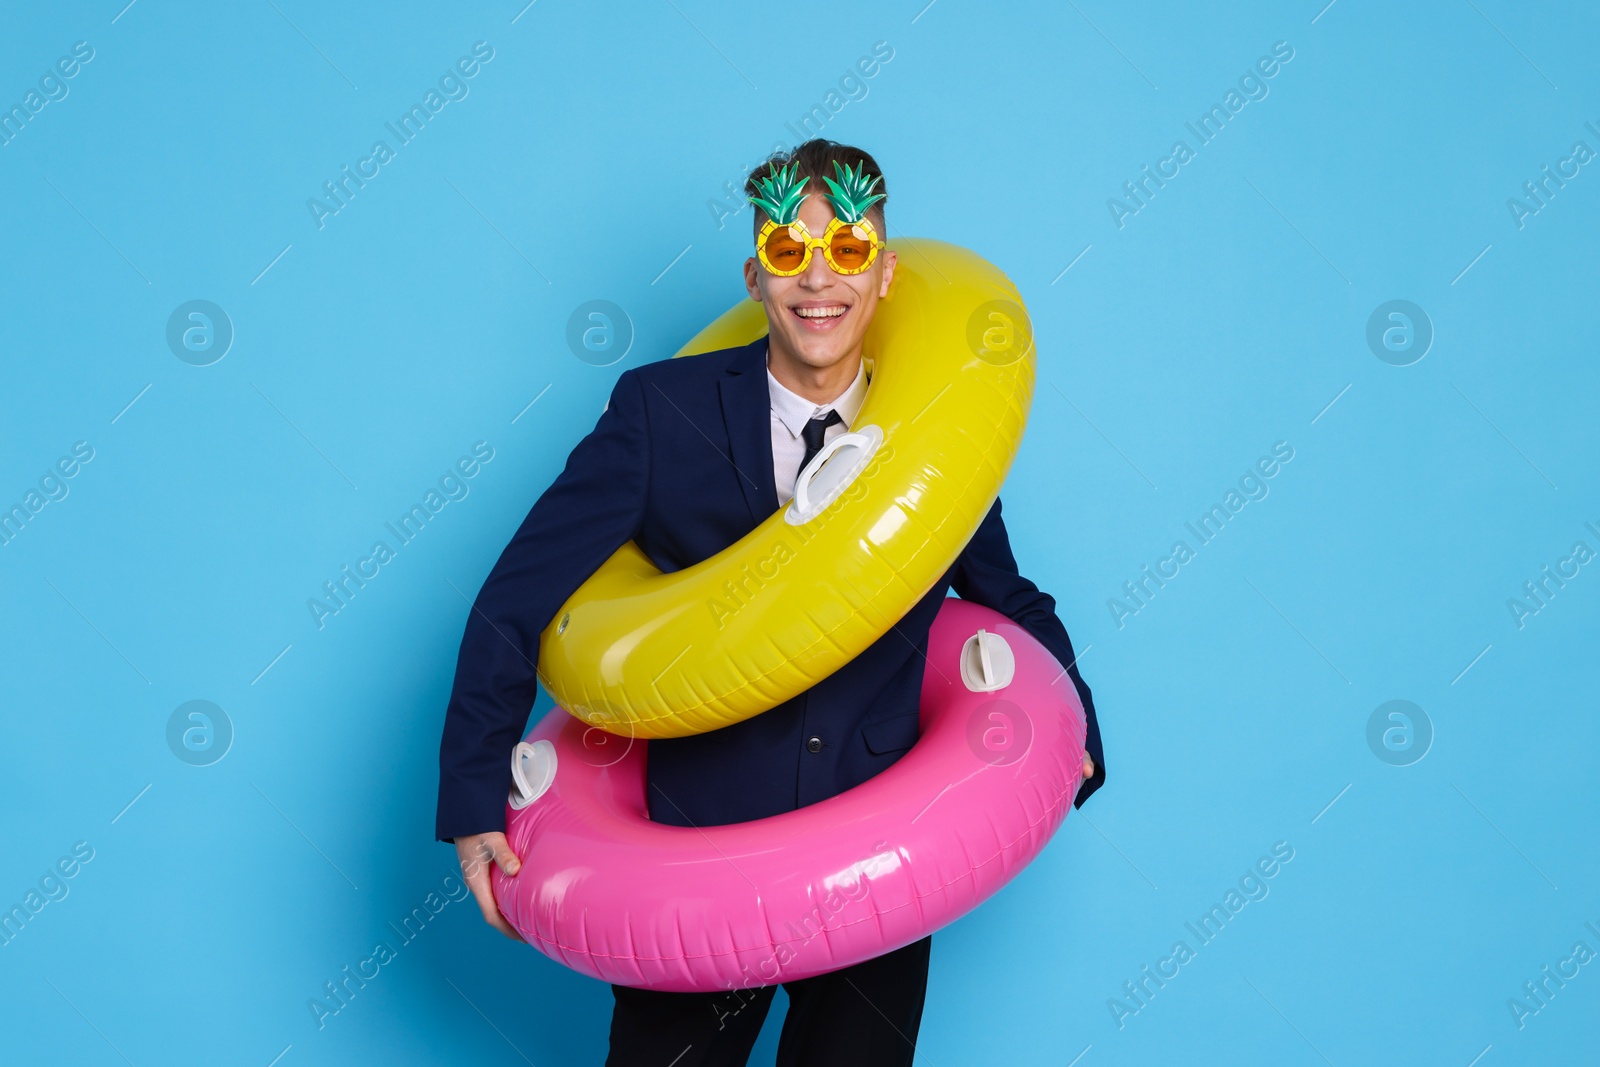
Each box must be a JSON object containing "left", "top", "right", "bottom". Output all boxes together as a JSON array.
[{"left": 745, "top": 139, "right": 888, "bottom": 237}]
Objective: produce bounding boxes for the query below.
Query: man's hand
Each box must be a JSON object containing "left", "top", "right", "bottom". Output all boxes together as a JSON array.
[
  {"left": 455, "top": 832, "right": 525, "bottom": 941},
  {"left": 1083, "top": 753, "right": 1096, "bottom": 781}
]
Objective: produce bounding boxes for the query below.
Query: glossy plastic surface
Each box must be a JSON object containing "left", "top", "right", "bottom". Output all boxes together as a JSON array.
[
  {"left": 494, "top": 598, "right": 1086, "bottom": 992},
  {"left": 538, "top": 239, "right": 1037, "bottom": 738}
]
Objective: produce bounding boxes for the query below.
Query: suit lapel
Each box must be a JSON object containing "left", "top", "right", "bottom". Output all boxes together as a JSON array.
[{"left": 718, "top": 336, "right": 779, "bottom": 526}]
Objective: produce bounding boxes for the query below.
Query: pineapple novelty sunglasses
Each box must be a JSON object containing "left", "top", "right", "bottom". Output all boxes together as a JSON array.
[
  {"left": 756, "top": 216, "right": 882, "bottom": 277},
  {"left": 749, "top": 159, "right": 887, "bottom": 278}
]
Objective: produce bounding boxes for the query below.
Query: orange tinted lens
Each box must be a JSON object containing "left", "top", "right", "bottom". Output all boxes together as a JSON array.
[
  {"left": 762, "top": 228, "right": 809, "bottom": 273},
  {"left": 827, "top": 226, "right": 875, "bottom": 272}
]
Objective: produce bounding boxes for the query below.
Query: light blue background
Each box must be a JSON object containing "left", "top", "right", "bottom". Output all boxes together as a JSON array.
[{"left": 2, "top": 1, "right": 1596, "bottom": 1064}]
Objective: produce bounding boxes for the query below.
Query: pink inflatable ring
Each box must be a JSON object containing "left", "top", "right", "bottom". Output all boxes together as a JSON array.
[{"left": 492, "top": 598, "right": 1087, "bottom": 992}]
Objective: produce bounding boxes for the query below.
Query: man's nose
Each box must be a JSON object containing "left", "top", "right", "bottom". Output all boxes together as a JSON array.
[{"left": 799, "top": 246, "right": 832, "bottom": 287}]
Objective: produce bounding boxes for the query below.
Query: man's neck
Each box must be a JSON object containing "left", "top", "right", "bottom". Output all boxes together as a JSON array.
[{"left": 765, "top": 340, "right": 862, "bottom": 406}]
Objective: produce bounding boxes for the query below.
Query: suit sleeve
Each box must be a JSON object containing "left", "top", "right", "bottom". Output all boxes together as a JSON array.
[
  {"left": 436, "top": 368, "right": 651, "bottom": 842},
  {"left": 949, "top": 495, "right": 1106, "bottom": 808}
]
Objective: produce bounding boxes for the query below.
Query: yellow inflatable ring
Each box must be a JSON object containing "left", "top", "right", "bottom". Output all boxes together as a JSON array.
[{"left": 540, "top": 238, "right": 1036, "bottom": 738}]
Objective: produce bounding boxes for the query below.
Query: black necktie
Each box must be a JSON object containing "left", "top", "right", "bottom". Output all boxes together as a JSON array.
[{"left": 798, "top": 409, "right": 843, "bottom": 480}]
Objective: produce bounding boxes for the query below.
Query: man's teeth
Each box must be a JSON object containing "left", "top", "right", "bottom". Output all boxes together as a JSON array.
[{"left": 794, "top": 306, "right": 847, "bottom": 319}]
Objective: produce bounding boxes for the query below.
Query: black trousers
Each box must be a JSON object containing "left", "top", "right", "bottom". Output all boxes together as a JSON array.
[{"left": 604, "top": 935, "right": 932, "bottom": 1067}]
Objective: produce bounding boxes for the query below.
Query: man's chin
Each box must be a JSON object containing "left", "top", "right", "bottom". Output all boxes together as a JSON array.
[{"left": 782, "top": 334, "right": 858, "bottom": 370}]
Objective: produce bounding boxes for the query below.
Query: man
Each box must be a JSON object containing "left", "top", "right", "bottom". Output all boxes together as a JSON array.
[{"left": 436, "top": 139, "right": 1105, "bottom": 1066}]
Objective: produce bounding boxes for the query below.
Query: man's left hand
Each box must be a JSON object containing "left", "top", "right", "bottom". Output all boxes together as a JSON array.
[{"left": 1082, "top": 754, "right": 1095, "bottom": 780}]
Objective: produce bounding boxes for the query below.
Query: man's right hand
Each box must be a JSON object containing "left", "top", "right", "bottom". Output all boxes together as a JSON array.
[{"left": 454, "top": 831, "right": 525, "bottom": 941}]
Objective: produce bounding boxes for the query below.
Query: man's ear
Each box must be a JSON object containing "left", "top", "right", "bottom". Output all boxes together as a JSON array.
[
  {"left": 743, "top": 257, "right": 763, "bottom": 302},
  {"left": 878, "top": 249, "right": 897, "bottom": 298}
]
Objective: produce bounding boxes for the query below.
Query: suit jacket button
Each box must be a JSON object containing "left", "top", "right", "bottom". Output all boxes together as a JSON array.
[{"left": 806, "top": 736, "right": 823, "bottom": 753}]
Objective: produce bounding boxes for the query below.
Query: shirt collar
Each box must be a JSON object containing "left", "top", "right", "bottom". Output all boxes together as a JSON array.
[{"left": 765, "top": 349, "right": 869, "bottom": 439}]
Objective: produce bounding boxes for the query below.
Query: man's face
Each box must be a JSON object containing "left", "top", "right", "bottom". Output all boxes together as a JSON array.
[{"left": 743, "top": 185, "right": 897, "bottom": 371}]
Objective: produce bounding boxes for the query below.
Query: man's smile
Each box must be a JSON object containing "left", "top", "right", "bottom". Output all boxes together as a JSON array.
[{"left": 790, "top": 301, "right": 851, "bottom": 331}]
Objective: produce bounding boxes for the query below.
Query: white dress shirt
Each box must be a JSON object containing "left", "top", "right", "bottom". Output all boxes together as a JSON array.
[{"left": 767, "top": 349, "right": 869, "bottom": 506}]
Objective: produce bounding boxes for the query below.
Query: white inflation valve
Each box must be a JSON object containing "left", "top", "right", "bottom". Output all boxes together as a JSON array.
[{"left": 960, "top": 628, "right": 1015, "bottom": 692}]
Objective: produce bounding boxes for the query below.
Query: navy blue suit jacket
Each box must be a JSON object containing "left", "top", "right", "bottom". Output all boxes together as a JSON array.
[{"left": 435, "top": 336, "right": 1105, "bottom": 841}]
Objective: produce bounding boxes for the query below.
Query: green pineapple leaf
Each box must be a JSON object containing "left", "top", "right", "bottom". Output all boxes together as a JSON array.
[
  {"left": 821, "top": 160, "right": 885, "bottom": 224},
  {"left": 747, "top": 162, "right": 810, "bottom": 226}
]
